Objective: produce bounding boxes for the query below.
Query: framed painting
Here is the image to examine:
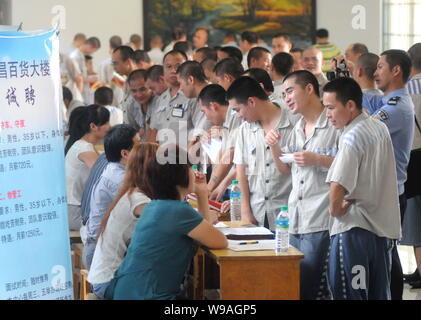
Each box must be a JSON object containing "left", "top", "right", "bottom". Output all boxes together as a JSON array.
[{"left": 143, "top": 0, "right": 316, "bottom": 50}]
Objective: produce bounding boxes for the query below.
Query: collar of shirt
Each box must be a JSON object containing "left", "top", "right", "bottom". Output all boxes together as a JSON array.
[
  {"left": 381, "top": 87, "right": 409, "bottom": 105},
  {"left": 108, "top": 161, "right": 125, "bottom": 172},
  {"left": 249, "top": 108, "right": 291, "bottom": 132},
  {"left": 342, "top": 112, "right": 368, "bottom": 135},
  {"left": 410, "top": 73, "right": 421, "bottom": 81}
]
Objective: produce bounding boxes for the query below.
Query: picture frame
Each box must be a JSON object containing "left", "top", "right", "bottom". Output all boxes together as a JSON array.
[{"left": 143, "top": 0, "right": 317, "bottom": 51}]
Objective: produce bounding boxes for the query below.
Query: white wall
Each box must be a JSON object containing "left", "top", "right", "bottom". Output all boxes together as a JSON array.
[
  {"left": 317, "top": 0, "right": 383, "bottom": 54},
  {"left": 11, "top": 0, "right": 143, "bottom": 68}
]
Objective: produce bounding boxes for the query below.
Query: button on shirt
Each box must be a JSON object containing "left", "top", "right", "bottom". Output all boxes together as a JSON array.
[
  {"left": 87, "top": 162, "right": 125, "bottom": 240},
  {"left": 282, "top": 109, "right": 341, "bottom": 234},
  {"left": 149, "top": 89, "right": 200, "bottom": 144},
  {"left": 326, "top": 113, "right": 401, "bottom": 239},
  {"left": 234, "top": 108, "right": 296, "bottom": 230},
  {"left": 363, "top": 88, "right": 415, "bottom": 195}
]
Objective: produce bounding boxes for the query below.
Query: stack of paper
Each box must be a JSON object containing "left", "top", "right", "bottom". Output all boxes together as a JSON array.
[{"left": 218, "top": 226, "right": 274, "bottom": 240}]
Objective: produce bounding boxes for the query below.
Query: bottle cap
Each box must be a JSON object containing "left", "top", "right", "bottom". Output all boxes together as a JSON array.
[
  {"left": 232, "top": 180, "right": 238, "bottom": 185},
  {"left": 192, "top": 165, "right": 198, "bottom": 170},
  {"left": 280, "top": 206, "right": 288, "bottom": 211}
]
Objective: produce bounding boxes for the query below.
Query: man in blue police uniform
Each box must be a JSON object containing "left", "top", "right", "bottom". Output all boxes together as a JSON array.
[{"left": 363, "top": 49, "right": 414, "bottom": 300}]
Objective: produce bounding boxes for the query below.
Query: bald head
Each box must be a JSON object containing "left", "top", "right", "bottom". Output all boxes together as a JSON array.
[
  {"left": 345, "top": 43, "right": 369, "bottom": 64},
  {"left": 302, "top": 47, "right": 323, "bottom": 76},
  {"left": 354, "top": 53, "right": 379, "bottom": 81}
]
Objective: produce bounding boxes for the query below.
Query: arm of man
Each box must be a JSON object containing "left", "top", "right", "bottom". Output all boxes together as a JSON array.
[
  {"left": 293, "top": 152, "right": 334, "bottom": 168},
  {"left": 236, "top": 164, "right": 258, "bottom": 225},
  {"left": 329, "top": 182, "right": 352, "bottom": 217}
]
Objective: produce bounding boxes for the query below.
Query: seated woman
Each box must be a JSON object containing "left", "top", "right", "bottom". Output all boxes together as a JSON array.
[
  {"left": 105, "top": 144, "right": 227, "bottom": 300},
  {"left": 65, "top": 105, "right": 110, "bottom": 230},
  {"left": 88, "top": 142, "right": 155, "bottom": 299}
]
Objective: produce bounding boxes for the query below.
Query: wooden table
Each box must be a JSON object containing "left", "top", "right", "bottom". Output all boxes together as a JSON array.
[{"left": 191, "top": 222, "right": 304, "bottom": 300}]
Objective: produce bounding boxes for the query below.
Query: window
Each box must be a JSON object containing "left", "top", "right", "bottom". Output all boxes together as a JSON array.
[{"left": 383, "top": 0, "right": 421, "bottom": 50}]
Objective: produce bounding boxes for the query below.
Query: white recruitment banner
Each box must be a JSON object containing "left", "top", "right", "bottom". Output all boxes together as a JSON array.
[{"left": 0, "top": 29, "right": 73, "bottom": 300}]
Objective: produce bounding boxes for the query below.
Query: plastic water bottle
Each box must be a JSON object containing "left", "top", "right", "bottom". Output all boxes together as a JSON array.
[
  {"left": 275, "top": 206, "right": 289, "bottom": 254},
  {"left": 229, "top": 180, "right": 241, "bottom": 222}
]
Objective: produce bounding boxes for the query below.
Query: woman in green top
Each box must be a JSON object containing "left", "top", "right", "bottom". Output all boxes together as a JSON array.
[{"left": 107, "top": 144, "right": 227, "bottom": 300}]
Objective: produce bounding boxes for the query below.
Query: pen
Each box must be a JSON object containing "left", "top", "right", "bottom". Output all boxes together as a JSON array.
[{"left": 238, "top": 241, "right": 259, "bottom": 245}]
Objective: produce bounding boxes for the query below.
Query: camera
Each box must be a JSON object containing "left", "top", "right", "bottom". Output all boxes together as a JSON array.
[{"left": 326, "top": 58, "right": 350, "bottom": 81}]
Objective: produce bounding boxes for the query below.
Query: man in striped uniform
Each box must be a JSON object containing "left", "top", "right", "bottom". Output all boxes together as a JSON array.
[{"left": 324, "top": 77, "right": 400, "bottom": 300}]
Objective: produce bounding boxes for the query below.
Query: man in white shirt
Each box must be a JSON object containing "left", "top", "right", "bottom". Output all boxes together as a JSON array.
[
  {"left": 270, "top": 52, "right": 295, "bottom": 99},
  {"left": 324, "top": 77, "right": 400, "bottom": 299},
  {"left": 302, "top": 47, "right": 328, "bottom": 96},
  {"left": 66, "top": 33, "right": 86, "bottom": 55},
  {"left": 69, "top": 37, "right": 101, "bottom": 104},
  {"left": 352, "top": 53, "right": 383, "bottom": 96},
  {"left": 265, "top": 70, "right": 341, "bottom": 300},
  {"left": 228, "top": 77, "right": 295, "bottom": 230},
  {"left": 148, "top": 35, "right": 165, "bottom": 65},
  {"left": 240, "top": 31, "right": 258, "bottom": 70}
]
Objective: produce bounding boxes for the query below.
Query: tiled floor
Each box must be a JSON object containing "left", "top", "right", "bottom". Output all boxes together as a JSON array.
[{"left": 398, "top": 245, "right": 421, "bottom": 300}]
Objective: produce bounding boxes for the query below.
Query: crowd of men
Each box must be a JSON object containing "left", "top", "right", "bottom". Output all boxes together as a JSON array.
[{"left": 60, "top": 26, "right": 421, "bottom": 300}]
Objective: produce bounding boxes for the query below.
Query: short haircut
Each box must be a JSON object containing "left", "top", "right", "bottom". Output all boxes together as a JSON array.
[
  {"left": 114, "top": 45, "right": 135, "bottom": 62},
  {"left": 104, "top": 124, "right": 137, "bottom": 163},
  {"left": 247, "top": 46, "right": 271, "bottom": 68},
  {"left": 127, "top": 69, "right": 147, "bottom": 84},
  {"left": 163, "top": 49, "right": 188, "bottom": 63},
  {"left": 198, "top": 84, "right": 229, "bottom": 107},
  {"left": 145, "top": 65, "right": 164, "bottom": 82},
  {"left": 214, "top": 57, "right": 244, "bottom": 79},
  {"left": 94, "top": 86, "right": 113, "bottom": 106},
  {"left": 283, "top": 70, "right": 320, "bottom": 97},
  {"left": 177, "top": 61, "right": 207, "bottom": 82},
  {"left": 323, "top": 77, "right": 363, "bottom": 110},
  {"left": 356, "top": 53, "right": 379, "bottom": 81},
  {"left": 195, "top": 27, "right": 209, "bottom": 37},
  {"left": 226, "top": 76, "right": 269, "bottom": 104},
  {"left": 109, "top": 35, "right": 122, "bottom": 50},
  {"left": 84, "top": 55, "right": 93, "bottom": 61},
  {"left": 219, "top": 46, "right": 243, "bottom": 62},
  {"left": 381, "top": 49, "right": 412, "bottom": 83},
  {"left": 408, "top": 43, "right": 421, "bottom": 70},
  {"left": 173, "top": 41, "right": 193, "bottom": 57},
  {"left": 74, "top": 33, "right": 86, "bottom": 41},
  {"left": 272, "top": 52, "right": 294, "bottom": 76},
  {"left": 200, "top": 58, "right": 217, "bottom": 73},
  {"left": 273, "top": 33, "right": 291, "bottom": 43},
  {"left": 291, "top": 47, "right": 303, "bottom": 54},
  {"left": 62, "top": 86, "right": 73, "bottom": 102},
  {"left": 133, "top": 50, "right": 151, "bottom": 64},
  {"left": 350, "top": 43, "right": 369, "bottom": 56},
  {"left": 316, "top": 28, "right": 329, "bottom": 38},
  {"left": 241, "top": 31, "right": 258, "bottom": 44},
  {"left": 85, "top": 37, "right": 101, "bottom": 49},
  {"left": 243, "top": 68, "right": 274, "bottom": 93},
  {"left": 195, "top": 47, "right": 217, "bottom": 61},
  {"left": 172, "top": 27, "right": 186, "bottom": 41},
  {"left": 130, "top": 34, "right": 142, "bottom": 44}
]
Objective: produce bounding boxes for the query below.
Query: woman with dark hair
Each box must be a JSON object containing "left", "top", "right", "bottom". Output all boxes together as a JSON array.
[
  {"left": 88, "top": 142, "right": 155, "bottom": 299},
  {"left": 65, "top": 105, "right": 110, "bottom": 230},
  {"left": 105, "top": 144, "right": 227, "bottom": 300}
]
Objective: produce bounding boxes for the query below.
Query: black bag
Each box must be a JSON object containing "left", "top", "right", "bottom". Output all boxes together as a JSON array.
[{"left": 404, "top": 116, "right": 421, "bottom": 199}]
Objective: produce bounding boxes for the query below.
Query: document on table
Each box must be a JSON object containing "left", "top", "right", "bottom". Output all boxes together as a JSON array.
[
  {"left": 218, "top": 226, "right": 274, "bottom": 240},
  {"left": 228, "top": 239, "right": 275, "bottom": 251}
]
